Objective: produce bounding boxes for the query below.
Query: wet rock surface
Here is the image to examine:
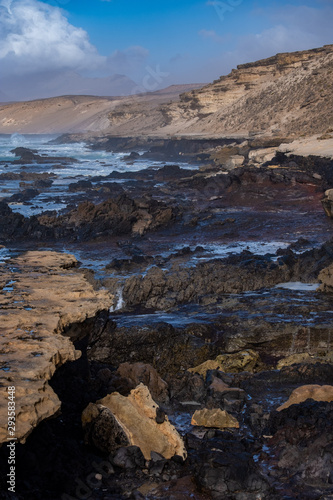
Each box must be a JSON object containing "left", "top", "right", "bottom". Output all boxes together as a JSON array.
[{"left": 1, "top": 141, "right": 333, "bottom": 499}]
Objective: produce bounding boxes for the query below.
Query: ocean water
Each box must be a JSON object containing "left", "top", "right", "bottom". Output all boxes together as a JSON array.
[{"left": 0, "top": 133, "right": 195, "bottom": 216}]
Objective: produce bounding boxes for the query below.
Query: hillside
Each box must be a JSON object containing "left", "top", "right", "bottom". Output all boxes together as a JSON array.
[
  {"left": 102, "top": 44, "right": 333, "bottom": 139},
  {"left": 0, "top": 85, "right": 204, "bottom": 134},
  {"left": 0, "top": 45, "right": 332, "bottom": 139}
]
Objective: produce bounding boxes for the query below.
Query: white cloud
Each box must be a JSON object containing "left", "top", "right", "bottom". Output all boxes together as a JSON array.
[{"left": 0, "top": 0, "right": 106, "bottom": 77}]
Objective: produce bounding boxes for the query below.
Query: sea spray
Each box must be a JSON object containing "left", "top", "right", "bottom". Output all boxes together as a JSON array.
[{"left": 110, "top": 287, "right": 125, "bottom": 312}]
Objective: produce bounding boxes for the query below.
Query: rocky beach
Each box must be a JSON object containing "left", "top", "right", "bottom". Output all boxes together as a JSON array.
[{"left": 1, "top": 45, "right": 333, "bottom": 499}]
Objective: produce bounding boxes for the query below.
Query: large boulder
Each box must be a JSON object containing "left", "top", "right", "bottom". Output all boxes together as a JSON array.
[
  {"left": 278, "top": 384, "right": 333, "bottom": 411},
  {"left": 82, "top": 384, "right": 186, "bottom": 460}
]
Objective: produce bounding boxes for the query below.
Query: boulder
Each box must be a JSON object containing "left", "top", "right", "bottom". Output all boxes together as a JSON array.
[
  {"left": 116, "top": 362, "right": 169, "bottom": 403},
  {"left": 318, "top": 262, "right": 333, "bottom": 291},
  {"left": 82, "top": 384, "right": 186, "bottom": 460},
  {"left": 188, "top": 350, "right": 260, "bottom": 377},
  {"left": 191, "top": 409, "right": 239, "bottom": 429},
  {"left": 278, "top": 384, "right": 333, "bottom": 411},
  {"left": 248, "top": 147, "right": 277, "bottom": 164}
]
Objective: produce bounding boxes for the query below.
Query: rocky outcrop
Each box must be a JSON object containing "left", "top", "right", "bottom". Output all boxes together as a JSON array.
[
  {"left": 10, "top": 147, "right": 78, "bottom": 164},
  {"left": 0, "top": 251, "right": 113, "bottom": 444},
  {"left": 82, "top": 384, "right": 186, "bottom": 460},
  {"left": 0, "top": 194, "right": 177, "bottom": 243},
  {"left": 188, "top": 350, "right": 261, "bottom": 377},
  {"left": 277, "top": 384, "right": 333, "bottom": 411},
  {"left": 267, "top": 401, "right": 333, "bottom": 493},
  {"left": 88, "top": 321, "right": 214, "bottom": 377},
  {"left": 191, "top": 409, "right": 239, "bottom": 429},
  {"left": 121, "top": 255, "right": 293, "bottom": 310}
]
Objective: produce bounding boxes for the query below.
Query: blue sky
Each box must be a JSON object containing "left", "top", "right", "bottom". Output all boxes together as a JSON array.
[{"left": 0, "top": 0, "right": 332, "bottom": 97}]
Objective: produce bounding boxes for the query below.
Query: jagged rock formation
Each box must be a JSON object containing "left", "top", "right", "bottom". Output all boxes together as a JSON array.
[
  {"left": 82, "top": 384, "right": 187, "bottom": 460},
  {"left": 0, "top": 251, "right": 113, "bottom": 444}
]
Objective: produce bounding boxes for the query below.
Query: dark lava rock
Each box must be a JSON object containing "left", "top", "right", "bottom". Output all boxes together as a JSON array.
[
  {"left": 168, "top": 371, "right": 206, "bottom": 404},
  {"left": 187, "top": 431, "right": 273, "bottom": 500},
  {"left": 88, "top": 321, "right": 215, "bottom": 377},
  {"left": 34, "top": 178, "right": 54, "bottom": 188},
  {"left": 5, "top": 188, "right": 39, "bottom": 202},
  {"left": 123, "top": 151, "right": 141, "bottom": 161},
  {"left": 264, "top": 400, "right": 333, "bottom": 496},
  {"left": 112, "top": 446, "right": 145, "bottom": 469},
  {"left": 155, "top": 408, "right": 166, "bottom": 424},
  {"left": 68, "top": 179, "right": 93, "bottom": 192},
  {"left": 0, "top": 194, "right": 178, "bottom": 243},
  {"left": 122, "top": 252, "right": 293, "bottom": 310},
  {"left": 10, "top": 147, "right": 78, "bottom": 164},
  {"left": 82, "top": 404, "right": 130, "bottom": 454}
]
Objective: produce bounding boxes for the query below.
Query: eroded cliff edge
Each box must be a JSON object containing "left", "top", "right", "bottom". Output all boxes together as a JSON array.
[{"left": 0, "top": 251, "right": 113, "bottom": 444}]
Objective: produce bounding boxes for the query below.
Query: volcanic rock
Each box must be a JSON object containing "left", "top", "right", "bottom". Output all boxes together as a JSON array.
[{"left": 116, "top": 362, "right": 169, "bottom": 404}]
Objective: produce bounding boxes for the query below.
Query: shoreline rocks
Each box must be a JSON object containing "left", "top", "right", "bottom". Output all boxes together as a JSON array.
[{"left": 0, "top": 251, "right": 113, "bottom": 444}]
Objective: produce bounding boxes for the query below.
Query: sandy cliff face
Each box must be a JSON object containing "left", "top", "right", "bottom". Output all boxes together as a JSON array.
[
  {"left": 170, "top": 44, "right": 333, "bottom": 138},
  {"left": 0, "top": 45, "right": 332, "bottom": 138}
]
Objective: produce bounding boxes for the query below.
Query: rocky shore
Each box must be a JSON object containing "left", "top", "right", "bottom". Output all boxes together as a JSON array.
[{"left": 1, "top": 133, "right": 333, "bottom": 500}]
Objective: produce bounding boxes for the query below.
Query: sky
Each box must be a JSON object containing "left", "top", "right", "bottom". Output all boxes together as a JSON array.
[{"left": 0, "top": 0, "right": 332, "bottom": 100}]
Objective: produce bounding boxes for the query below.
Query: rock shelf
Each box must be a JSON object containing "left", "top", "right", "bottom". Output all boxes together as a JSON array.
[{"left": 0, "top": 251, "right": 113, "bottom": 444}]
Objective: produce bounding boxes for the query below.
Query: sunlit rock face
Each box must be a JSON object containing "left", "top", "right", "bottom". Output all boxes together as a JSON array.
[{"left": 0, "top": 251, "right": 113, "bottom": 444}]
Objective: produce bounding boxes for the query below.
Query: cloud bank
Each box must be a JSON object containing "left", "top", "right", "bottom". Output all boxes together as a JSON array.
[{"left": 0, "top": 0, "right": 105, "bottom": 77}]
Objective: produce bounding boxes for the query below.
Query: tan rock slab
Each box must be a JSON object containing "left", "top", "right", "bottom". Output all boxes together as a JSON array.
[
  {"left": 84, "top": 384, "right": 186, "bottom": 460},
  {"left": 191, "top": 409, "right": 239, "bottom": 429},
  {"left": 0, "top": 251, "right": 113, "bottom": 444},
  {"left": 278, "top": 385, "right": 333, "bottom": 411},
  {"left": 188, "top": 349, "right": 260, "bottom": 377}
]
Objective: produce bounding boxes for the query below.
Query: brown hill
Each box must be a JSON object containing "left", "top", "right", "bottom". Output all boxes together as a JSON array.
[
  {"left": 102, "top": 44, "right": 333, "bottom": 139},
  {"left": 0, "top": 45, "right": 332, "bottom": 139},
  {"left": 0, "top": 85, "right": 204, "bottom": 135}
]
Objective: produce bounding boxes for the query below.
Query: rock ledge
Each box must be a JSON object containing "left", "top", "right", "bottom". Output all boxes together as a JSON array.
[{"left": 0, "top": 251, "right": 113, "bottom": 444}]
